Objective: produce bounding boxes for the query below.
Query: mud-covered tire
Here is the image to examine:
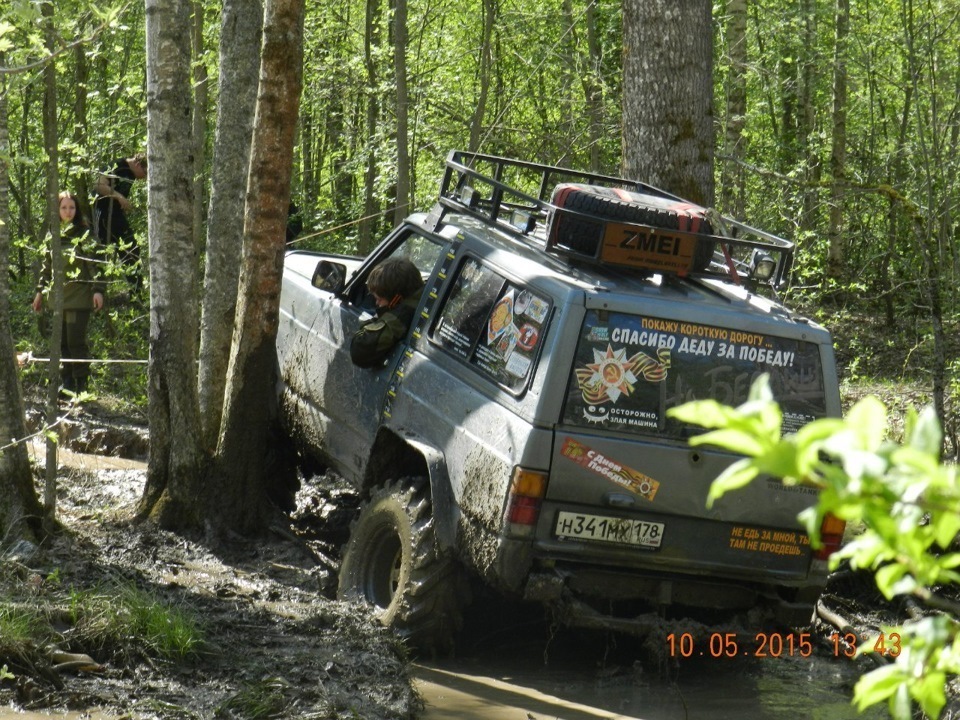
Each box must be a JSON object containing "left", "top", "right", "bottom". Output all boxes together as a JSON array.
[
  {"left": 338, "top": 478, "right": 467, "bottom": 654},
  {"left": 553, "top": 184, "right": 716, "bottom": 272}
]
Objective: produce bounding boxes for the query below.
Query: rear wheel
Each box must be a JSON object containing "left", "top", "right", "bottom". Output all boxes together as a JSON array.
[{"left": 338, "top": 478, "right": 467, "bottom": 654}]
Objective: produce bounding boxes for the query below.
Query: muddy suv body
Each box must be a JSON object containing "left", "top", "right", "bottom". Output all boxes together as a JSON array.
[{"left": 276, "top": 152, "right": 842, "bottom": 649}]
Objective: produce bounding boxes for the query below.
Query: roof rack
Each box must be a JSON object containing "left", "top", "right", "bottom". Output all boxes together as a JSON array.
[{"left": 427, "top": 150, "right": 794, "bottom": 289}]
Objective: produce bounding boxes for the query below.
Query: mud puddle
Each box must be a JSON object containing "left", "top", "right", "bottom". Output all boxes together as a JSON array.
[{"left": 412, "top": 598, "right": 885, "bottom": 719}]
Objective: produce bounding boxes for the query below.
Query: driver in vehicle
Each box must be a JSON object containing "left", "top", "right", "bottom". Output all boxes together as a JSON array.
[{"left": 350, "top": 257, "right": 424, "bottom": 368}]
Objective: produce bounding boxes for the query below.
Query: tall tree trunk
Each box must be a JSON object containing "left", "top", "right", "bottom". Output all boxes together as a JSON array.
[
  {"left": 583, "top": 0, "right": 604, "bottom": 173},
  {"left": 208, "top": 0, "right": 304, "bottom": 534},
  {"left": 192, "top": 2, "right": 209, "bottom": 255},
  {"left": 301, "top": 103, "right": 315, "bottom": 213},
  {"left": 139, "top": 0, "right": 204, "bottom": 529},
  {"left": 468, "top": 0, "right": 495, "bottom": 153},
  {"left": 0, "top": 63, "right": 44, "bottom": 545},
  {"left": 622, "top": 0, "right": 714, "bottom": 205},
  {"left": 720, "top": 0, "right": 747, "bottom": 218},
  {"left": 883, "top": 78, "right": 912, "bottom": 327},
  {"left": 197, "top": 0, "right": 263, "bottom": 452},
  {"left": 41, "top": 0, "right": 63, "bottom": 521},
  {"left": 798, "top": 0, "right": 820, "bottom": 236},
  {"left": 392, "top": 0, "right": 409, "bottom": 224},
  {"left": 561, "top": 0, "right": 603, "bottom": 171},
  {"left": 359, "top": 0, "right": 382, "bottom": 253},
  {"left": 72, "top": 30, "right": 91, "bottom": 213},
  {"left": 826, "top": 0, "right": 849, "bottom": 283}
]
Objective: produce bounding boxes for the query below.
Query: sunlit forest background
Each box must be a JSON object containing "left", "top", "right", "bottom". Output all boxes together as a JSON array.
[{"left": 3, "top": 0, "right": 959, "bottom": 440}]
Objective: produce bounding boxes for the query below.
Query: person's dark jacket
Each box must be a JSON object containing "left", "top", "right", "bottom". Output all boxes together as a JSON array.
[{"left": 350, "top": 294, "right": 420, "bottom": 368}]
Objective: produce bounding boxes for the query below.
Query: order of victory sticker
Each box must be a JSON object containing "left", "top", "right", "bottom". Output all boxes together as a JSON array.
[{"left": 560, "top": 437, "right": 660, "bottom": 501}]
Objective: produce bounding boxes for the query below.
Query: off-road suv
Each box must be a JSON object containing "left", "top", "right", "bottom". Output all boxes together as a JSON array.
[{"left": 276, "top": 151, "right": 843, "bottom": 651}]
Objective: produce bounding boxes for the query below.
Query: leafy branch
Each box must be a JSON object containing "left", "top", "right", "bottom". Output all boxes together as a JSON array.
[
  {"left": 668, "top": 375, "right": 960, "bottom": 720},
  {"left": 0, "top": 5, "right": 125, "bottom": 76}
]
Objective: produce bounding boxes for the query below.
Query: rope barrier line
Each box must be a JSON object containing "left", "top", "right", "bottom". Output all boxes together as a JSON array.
[{"left": 17, "top": 352, "right": 148, "bottom": 366}]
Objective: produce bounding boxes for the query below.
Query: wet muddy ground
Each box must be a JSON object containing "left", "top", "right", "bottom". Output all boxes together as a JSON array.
[
  {"left": 3, "top": 402, "right": 959, "bottom": 719},
  {"left": 2, "top": 405, "right": 418, "bottom": 719}
]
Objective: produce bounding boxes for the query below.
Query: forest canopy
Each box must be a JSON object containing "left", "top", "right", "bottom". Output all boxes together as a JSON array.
[{"left": 2, "top": 0, "right": 958, "bottom": 441}]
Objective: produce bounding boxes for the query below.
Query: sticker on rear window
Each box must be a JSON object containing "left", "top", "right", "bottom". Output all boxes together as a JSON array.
[{"left": 563, "top": 311, "right": 829, "bottom": 439}]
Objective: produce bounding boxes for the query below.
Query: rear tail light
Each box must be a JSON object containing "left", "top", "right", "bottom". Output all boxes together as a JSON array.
[
  {"left": 814, "top": 513, "right": 846, "bottom": 560},
  {"left": 504, "top": 468, "right": 548, "bottom": 537}
]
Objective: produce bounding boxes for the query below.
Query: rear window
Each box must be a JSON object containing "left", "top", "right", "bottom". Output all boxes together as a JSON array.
[{"left": 562, "top": 310, "right": 829, "bottom": 438}]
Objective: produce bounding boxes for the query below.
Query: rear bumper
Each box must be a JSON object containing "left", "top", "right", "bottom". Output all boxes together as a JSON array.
[{"left": 521, "top": 563, "right": 825, "bottom": 632}]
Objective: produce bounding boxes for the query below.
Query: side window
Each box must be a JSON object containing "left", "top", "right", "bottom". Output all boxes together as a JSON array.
[
  {"left": 348, "top": 230, "right": 444, "bottom": 309},
  {"left": 388, "top": 233, "right": 443, "bottom": 277},
  {"left": 432, "top": 257, "right": 551, "bottom": 392}
]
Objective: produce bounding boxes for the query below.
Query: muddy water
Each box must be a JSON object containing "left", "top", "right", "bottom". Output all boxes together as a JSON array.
[
  {"left": 0, "top": 713, "right": 119, "bottom": 720},
  {"left": 414, "top": 655, "right": 879, "bottom": 719},
  {"left": 413, "top": 605, "right": 885, "bottom": 720}
]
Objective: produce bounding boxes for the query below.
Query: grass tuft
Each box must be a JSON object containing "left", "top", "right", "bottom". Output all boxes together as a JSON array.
[
  {"left": 214, "top": 677, "right": 293, "bottom": 719},
  {"left": 67, "top": 583, "right": 205, "bottom": 661}
]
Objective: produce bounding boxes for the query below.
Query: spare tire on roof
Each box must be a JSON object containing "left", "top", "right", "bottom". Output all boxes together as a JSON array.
[{"left": 547, "top": 183, "right": 716, "bottom": 274}]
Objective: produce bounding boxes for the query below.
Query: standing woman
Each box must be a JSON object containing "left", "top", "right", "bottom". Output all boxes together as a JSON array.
[{"left": 32, "top": 191, "right": 105, "bottom": 394}]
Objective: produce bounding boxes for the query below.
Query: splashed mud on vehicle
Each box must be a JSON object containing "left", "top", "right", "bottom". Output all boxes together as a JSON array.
[{"left": 276, "top": 151, "right": 844, "bottom": 652}]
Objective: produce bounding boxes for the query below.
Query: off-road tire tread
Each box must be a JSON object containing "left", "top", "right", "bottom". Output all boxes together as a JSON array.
[{"left": 338, "top": 477, "right": 467, "bottom": 655}]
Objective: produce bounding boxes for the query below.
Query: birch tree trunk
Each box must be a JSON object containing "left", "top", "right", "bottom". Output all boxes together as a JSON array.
[
  {"left": 138, "top": 0, "right": 205, "bottom": 529},
  {"left": 0, "top": 68, "right": 44, "bottom": 544},
  {"left": 208, "top": 0, "right": 304, "bottom": 534},
  {"left": 191, "top": 2, "right": 209, "bottom": 256},
  {"left": 197, "top": 0, "right": 263, "bottom": 451},
  {"left": 622, "top": 0, "right": 714, "bottom": 205}
]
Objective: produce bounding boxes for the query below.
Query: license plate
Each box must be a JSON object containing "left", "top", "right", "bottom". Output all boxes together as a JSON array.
[{"left": 555, "top": 511, "right": 664, "bottom": 548}]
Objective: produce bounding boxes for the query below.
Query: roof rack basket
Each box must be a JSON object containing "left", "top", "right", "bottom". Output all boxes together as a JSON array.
[{"left": 427, "top": 150, "right": 794, "bottom": 289}]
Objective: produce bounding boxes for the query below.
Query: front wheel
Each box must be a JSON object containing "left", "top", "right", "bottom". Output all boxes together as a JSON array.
[{"left": 338, "top": 478, "right": 467, "bottom": 654}]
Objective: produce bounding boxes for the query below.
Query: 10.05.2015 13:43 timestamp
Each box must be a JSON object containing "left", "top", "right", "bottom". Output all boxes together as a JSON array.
[{"left": 666, "top": 631, "right": 902, "bottom": 659}]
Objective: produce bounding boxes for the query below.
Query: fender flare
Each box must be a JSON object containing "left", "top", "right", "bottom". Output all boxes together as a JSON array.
[
  {"left": 365, "top": 429, "right": 459, "bottom": 552},
  {"left": 401, "top": 437, "right": 459, "bottom": 552}
]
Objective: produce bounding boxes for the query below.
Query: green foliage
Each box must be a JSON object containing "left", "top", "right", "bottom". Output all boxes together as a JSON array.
[
  {"left": 68, "top": 583, "right": 205, "bottom": 661},
  {"left": 0, "top": 605, "right": 53, "bottom": 653},
  {"left": 669, "top": 375, "right": 960, "bottom": 719}
]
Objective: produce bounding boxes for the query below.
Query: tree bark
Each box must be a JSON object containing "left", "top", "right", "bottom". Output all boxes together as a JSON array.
[
  {"left": 720, "top": 0, "right": 747, "bottom": 218},
  {"left": 622, "top": 0, "right": 714, "bottom": 205},
  {"left": 358, "top": 0, "right": 382, "bottom": 253},
  {"left": 41, "top": 0, "right": 63, "bottom": 521},
  {"left": 191, "top": 1, "right": 209, "bottom": 257},
  {"left": 826, "top": 0, "right": 849, "bottom": 283},
  {"left": 71, "top": 28, "right": 91, "bottom": 213},
  {"left": 197, "top": 0, "right": 263, "bottom": 452},
  {"left": 468, "top": 0, "right": 495, "bottom": 154},
  {"left": 0, "top": 64, "right": 44, "bottom": 545},
  {"left": 392, "top": 0, "right": 409, "bottom": 225},
  {"left": 208, "top": 0, "right": 304, "bottom": 534},
  {"left": 138, "top": 0, "right": 205, "bottom": 529},
  {"left": 583, "top": 0, "right": 604, "bottom": 173}
]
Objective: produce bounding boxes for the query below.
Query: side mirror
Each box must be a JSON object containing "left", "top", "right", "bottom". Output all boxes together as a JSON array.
[{"left": 311, "top": 260, "right": 347, "bottom": 293}]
